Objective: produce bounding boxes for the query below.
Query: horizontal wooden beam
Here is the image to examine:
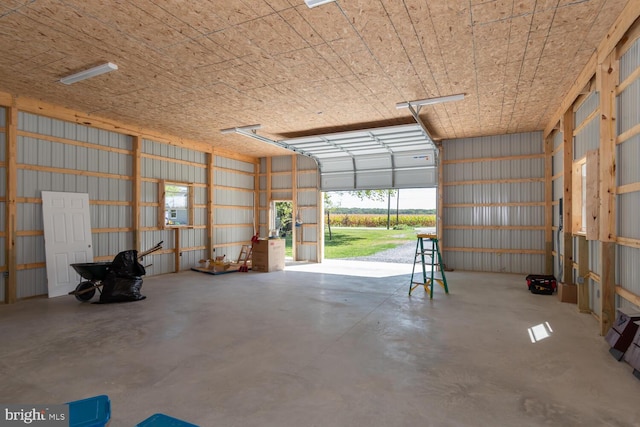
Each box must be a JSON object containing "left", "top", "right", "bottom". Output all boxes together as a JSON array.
[
  {"left": 141, "top": 152, "right": 207, "bottom": 169},
  {"left": 617, "top": 122, "right": 640, "bottom": 145},
  {"left": 616, "top": 285, "right": 640, "bottom": 307},
  {"left": 617, "top": 182, "right": 640, "bottom": 194},
  {"left": 17, "top": 262, "right": 45, "bottom": 270},
  {"left": 590, "top": 272, "right": 601, "bottom": 283},
  {"left": 213, "top": 204, "right": 254, "bottom": 210},
  {"left": 573, "top": 109, "right": 600, "bottom": 136},
  {"left": 18, "top": 130, "right": 132, "bottom": 155},
  {"left": 616, "top": 236, "right": 640, "bottom": 249},
  {"left": 214, "top": 165, "right": 256, "bottom": 176},
  {"left": 18, "top": 164, "right": 132, "bottom": 181}
]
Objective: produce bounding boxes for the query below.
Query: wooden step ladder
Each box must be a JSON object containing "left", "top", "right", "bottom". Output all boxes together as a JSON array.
[
  {"left": 237, "top": 245, "right": 252, "bottom": 272},
  {"left": 410, "top": 233, "right": 449, "bottom": 298}
]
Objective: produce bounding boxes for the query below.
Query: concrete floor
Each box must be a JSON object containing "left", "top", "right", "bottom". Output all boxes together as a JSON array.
[{"left": 1, "top": 261, "right": 639, "bottom": 426}]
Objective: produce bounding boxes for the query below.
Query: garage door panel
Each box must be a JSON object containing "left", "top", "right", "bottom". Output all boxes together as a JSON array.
[{"left": 356, "top": 170, "right": 393, "bottom": 189}]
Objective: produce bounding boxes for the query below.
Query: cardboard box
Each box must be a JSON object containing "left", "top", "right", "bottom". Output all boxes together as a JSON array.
[
  {"left": 251, "top": 239, "right": 285, "bottom": 272},
  {"left": 558, "top": 283, "right": 577, "bottom": 303}
]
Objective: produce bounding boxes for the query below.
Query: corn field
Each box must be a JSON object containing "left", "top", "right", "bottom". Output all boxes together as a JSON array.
[{"left": 326, "top": 213, "right": 436, "bottom": 227}]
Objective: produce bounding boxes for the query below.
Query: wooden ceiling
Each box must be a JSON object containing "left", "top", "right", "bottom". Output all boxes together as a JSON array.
[{"left": 0, "top": 0, "right": 629, "bottom": 157}]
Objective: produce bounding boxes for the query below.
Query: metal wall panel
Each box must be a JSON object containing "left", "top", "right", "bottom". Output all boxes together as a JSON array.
[
  {"left": 215, "top": 156, "right": 254, "bottom": 173},
  {"left": 271, "top": 155, "right": 292, "bottom": 172},
  {"left": 215, "top": 189, "right": 253, "bottom": 206},
  {"left": 144, "top": 253, "right": 175, "bottom": 276},
  {"left": 214, "top": 208, "right": 253, "bottom": 224},
  {"left": 260, "top": 158, "right": 267, "bottom": 174},
  {"left": 17, "top": 268, "right": 47, "bottom": 299},
  {"left": 298, "top": 172, "right": 318, "bottom": 188},
  {"left": 444, "top": 132, "right": 543, "bottom": 160},
  {"left": 19, "top": 112, "right": 132, "bottom": 150},
  {"left": 553, "top": 129, "right": 563, "bottom": 150},
  {"left": 92, "top": 232, "right": 133, "bottom": 259},
  {"left": 618, "top": 192, "right": 640, "bottom": 238},
  {"left": 214, "top": 170, "right": 254, "bottom": 189},
  {"left": 297, "top": 245, "right": 317, "bottom": 261},
  {"left": 271, "top": 191, "right": 292, "bottom": 200},
  {"left": 618, "top": 79, "right": 640, "bottom": 135},
  {"left": 271, "top": 174, "right": 292, "bottom": 190},
  {"left": 213, "top": 227, "right": 254, "bottom": 248},
  {"left": 259, "top": 175, "right": 267, "bottom": 191},
  {"left": 299, "top": 209, "right": 318, "bottom": 224},
  {"left": 181, "top": 249, "right": 207, "bottom": 271},
  {"left": 297, "top": 191, "right": 318, "bottom": 207},
  {"left": 444, "top": 206, "right": 544, "bottom": 226},
  {"left": 443, "top": 132, "right": 544, "bottom": 273},
  {"left": 16, "top": 235, "right": 45, "bottom": 265},
  {"left": 574, "top": 92, "right": 599, "bottom": 126},
  {"left": 574, "top": 118, "right": 599, "bottom": 160},
  {"left": 297, "top": 155, "right": 318, "bottom": 170},
  {"left": 552, "top": 152, "right": 563, "bottom": 176},
  {"left": 0, "top": 107, "right": 5, "bottom": 126},
  {"left": 620, "top": 37, "right": 640, "bottom": 82},
  {"left": 444, "top": 182, "right": 544, "bottom": 204},
  {"left": 618, "top": 134, "right": 640, "bottom": 186},
  {"left": 445, "top": 252, "right": 544, "bottom": 274},
  {"left": 618, "top": 245, "right": 640, "bottom": 297}
]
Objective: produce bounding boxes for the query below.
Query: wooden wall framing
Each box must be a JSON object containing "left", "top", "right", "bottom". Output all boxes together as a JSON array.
[
  {"left": 0, "top": 91, "right": 261, "bottom": 302},
  {"left": 543, "top": 3, "right": 640, "bottom": 334}
]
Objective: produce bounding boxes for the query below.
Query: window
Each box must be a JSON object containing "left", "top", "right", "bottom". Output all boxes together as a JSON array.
[{"left": 160, "top": 181, "right": 193, "bottom": 228}]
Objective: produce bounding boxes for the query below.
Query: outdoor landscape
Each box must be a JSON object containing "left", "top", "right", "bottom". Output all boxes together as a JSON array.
[{"left": 323, "top": 207, "right": 435, "bottom": 258}]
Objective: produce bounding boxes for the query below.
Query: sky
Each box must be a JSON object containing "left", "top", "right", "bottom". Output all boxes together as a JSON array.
[{"left": 328, "top": 188, "right": 436, "bottom": 210}]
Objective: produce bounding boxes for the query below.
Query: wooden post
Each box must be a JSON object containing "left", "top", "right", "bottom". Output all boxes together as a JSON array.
[
  {"left": 577, "top": 235, "right": 590, "bottom": 313},
  {"left": 544, "top": 134, "right": 554, "bottom": 274},
  {"left": 253, "top": 160, "right": 259, "bottom": 238},
  {"left": 292, "top": 154, "right": 298, "bottom": 261},
  {"left": 207, "top": 152, "right": 215, "bottom": 258},
  {"left": 266, "top": 157, "right": 272, "bottom": 233},
  {"left": 437, "top": 145, "right": 444, "bottom": 251},
  {"left": 562, "top": 110, "right": 574, "bottom": 285},
  {"left": 586, "top": 150, "right": 600, "bottom": 240},
  {"left": 598, "top": 51, "right": 618, "bottom": 336},
  {"left": 132, "top": 135, "right": 141, "bottom": 252},
  {"left": 4, "top": 105, "right": 17, "bottom": 303},
  {"left": 175, "top": 228, "right": 181, "bottom": 273}
]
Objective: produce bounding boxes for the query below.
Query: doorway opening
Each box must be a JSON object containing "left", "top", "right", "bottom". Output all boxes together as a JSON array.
[{"left": 271, "top": 200, "right": 294, "bottom": 259}]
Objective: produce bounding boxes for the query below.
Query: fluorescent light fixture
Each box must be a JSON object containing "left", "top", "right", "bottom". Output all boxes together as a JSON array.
[
  {"left": 396, "top": 93, "right": 465, "bottom": 109},
  {"left": 305, "top": 0, "right": 336, "bottom": 8},
  {"left": 59, "top": 62, "right": 118, "bottom": 85},
  {"left": 220, "top": 124, "right": 262, "bottom": 134}
]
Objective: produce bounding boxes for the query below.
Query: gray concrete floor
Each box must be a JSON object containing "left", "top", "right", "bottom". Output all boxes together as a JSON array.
[{"left": 1, "top": 261, "right": 639, "bottom": 426}]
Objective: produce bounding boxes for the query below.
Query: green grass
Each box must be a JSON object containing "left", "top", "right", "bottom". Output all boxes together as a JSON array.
[{"left": 324, "top": 227, "right": 416, "bottom": 259}]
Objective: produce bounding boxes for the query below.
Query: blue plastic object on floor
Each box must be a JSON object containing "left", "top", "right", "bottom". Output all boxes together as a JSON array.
[
  {"left": 136, "top": 413, "right": 199, "bottom": 426},
  {"left": 67, "top": 395, "right": 111, "bottom": 427}
]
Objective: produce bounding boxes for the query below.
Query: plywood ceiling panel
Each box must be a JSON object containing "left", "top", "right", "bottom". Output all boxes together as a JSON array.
[{"left": 0, "top": 0, "right": 630, "bottom": 157}]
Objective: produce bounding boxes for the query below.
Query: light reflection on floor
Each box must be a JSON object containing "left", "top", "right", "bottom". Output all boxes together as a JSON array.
[{"left": 286, "top": 259, "right": 414, "bottom": 278}]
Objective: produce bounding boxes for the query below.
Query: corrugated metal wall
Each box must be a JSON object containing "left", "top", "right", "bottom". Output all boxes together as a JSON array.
[
  {"left": 141, "top": 139, "right": 208, "bottom": 274},
  {"left": 616, "top": 37, "right": 640, "bottom": 311},
  {"left": 16, "top": 112, "right": 133, "bottom": 298},
  {"left": 258, "top": 154, "right": 320, "bottom": 262},
  {"left": 0, "top": 107, "right": 5, "bottom": 302},
  {"left": 442, "top": 132, "right": 545, "bottom": 274},
  {"left": 212, "top": 155, "right": 256, "bottom": 262}
]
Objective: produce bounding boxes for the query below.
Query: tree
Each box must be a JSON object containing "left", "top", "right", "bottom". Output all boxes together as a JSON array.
[
  {"left": 350, "top": 189, "right": 396, "bottom": 202},
  {"left": 324, "top": 193, "right": 338, "bottom": 240}
]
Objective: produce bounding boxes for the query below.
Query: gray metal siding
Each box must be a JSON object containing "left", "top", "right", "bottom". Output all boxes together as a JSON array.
[
  {"left": 618, "top": 135, "right": 640, "bottom": 186},
  {"left": 617, "top": 41, "right": 640, "bottom": 309},
  {"left": 15, "top": 112, "right": 135, "bottom": 297},
  {"left": 618, "top": 79, "right": 640, "bottom": 135},
  {"left": 445, "top": 132, "right": 543, "bottom": 159},
  {"left": 215, "top": 156, "right": 255, "bottom": 174},
  {"left": 574, "top": 92, "right": 599, "bottom": 126},
  {"left": 443, "top": 132, "right": 544, "bottom": 273},
  {"left": 573, "top": 118, "right": 599, "bottom": 161}
]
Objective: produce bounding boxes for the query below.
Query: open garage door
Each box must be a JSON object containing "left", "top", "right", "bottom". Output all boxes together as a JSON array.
[{"left": 281, "top": 124, "right": 437, "bottom": 191}]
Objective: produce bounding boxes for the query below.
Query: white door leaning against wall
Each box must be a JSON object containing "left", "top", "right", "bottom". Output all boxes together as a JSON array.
[{"left": 42, "top": 191, "right": 93, "bottom": 298}]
